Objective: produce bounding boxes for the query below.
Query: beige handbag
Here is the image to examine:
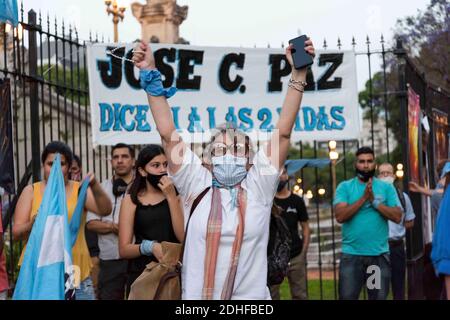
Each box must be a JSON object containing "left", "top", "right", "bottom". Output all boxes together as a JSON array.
[
  {"left": 128, "top": 187, "right": 211, "bottom": 300},
  {"left": 128, "top": 241, "right": 182, "bottom": 300}
]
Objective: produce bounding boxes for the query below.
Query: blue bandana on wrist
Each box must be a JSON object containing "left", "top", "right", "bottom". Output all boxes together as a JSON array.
[{"left": 139, "top": 69, "right": 177, "bottom": 98}]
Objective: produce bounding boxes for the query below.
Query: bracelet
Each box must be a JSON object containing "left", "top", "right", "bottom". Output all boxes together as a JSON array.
[
  {"left": 288, "top": 82, "right": 305, "bottom": 93},
  {"left": 289, "top": 78, "right": 307, "bottom": 87},
  {"left": 139, "top": 69, "right": 177, "bottom": 98}
]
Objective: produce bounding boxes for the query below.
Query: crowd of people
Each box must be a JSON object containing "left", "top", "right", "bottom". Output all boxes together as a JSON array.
[{"left": 0, "top": 38, "right": 449, "bottom": 300}]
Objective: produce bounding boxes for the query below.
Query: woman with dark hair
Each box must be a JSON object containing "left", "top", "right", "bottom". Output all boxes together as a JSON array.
[
  {"left": 70, "top": 154, "right": 82, "bottom": 182},
  {"left": 13, "top": 141, "right": 112, "bottom": 300},
  {"left": 118, "top": 144, "right": 184, "bottom": 296}
]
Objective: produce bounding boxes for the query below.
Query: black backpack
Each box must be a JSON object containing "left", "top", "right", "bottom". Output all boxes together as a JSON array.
[{"left": 267, "top": 204, "right": 292, "bottom": 286}]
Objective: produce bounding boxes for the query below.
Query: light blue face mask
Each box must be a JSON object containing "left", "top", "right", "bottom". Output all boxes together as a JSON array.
[{"left": 211, "top": 154, "right": 247, "bottom": 187}]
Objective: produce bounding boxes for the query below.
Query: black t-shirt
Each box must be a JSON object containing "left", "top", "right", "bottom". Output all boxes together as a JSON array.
[{"left": 274, "top": 193, "right": 309, "bottom": 258}]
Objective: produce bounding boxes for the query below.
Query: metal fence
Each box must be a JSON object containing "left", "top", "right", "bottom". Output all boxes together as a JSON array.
[{"left": 1, "top": 5, "right": 448, "bottom": 300}]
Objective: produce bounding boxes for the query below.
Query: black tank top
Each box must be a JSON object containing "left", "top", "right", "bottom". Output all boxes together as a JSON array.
[{"left": 128, "top": 199, "right": 179, "bottom": 275}]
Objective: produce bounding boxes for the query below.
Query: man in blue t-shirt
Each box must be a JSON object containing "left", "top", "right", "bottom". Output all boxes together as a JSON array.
[{"left": 333, "top": 147, "right": 402, "bottom": 300}]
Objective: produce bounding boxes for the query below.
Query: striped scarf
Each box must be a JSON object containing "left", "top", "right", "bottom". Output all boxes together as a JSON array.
[{"left": 202, "top": 185, "right": 247, "bottom": 300}]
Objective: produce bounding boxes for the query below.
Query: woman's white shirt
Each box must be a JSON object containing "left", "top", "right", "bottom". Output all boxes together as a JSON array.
[{"left": 170, "top": 147, "right": 280, "bottom": 300}]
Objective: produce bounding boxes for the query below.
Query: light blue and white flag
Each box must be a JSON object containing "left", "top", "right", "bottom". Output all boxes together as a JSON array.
[
  {"left": 0, "top": 0, "right": 19, "bottom": 26},
  {"left": 13, "top": 154, "right": 76, "bottom": 300}
]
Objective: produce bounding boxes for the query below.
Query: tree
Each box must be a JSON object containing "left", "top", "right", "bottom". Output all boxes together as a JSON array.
[
  {"left": 358, "top": 0, "right": 449, "bottom": 165},
  {"left": 394, "top": 0, "right": 450, "bottom": 92}
]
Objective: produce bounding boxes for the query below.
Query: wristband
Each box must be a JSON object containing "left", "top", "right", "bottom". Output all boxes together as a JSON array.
[
  {"left": 139, "top": 69, "right": 177, "bottom": 98},
  {"left": 139, "top": 239, "right": 155, "bottom": 256},
  {"left": 372, "top": 198, "right": 382, "bottom": 210}
]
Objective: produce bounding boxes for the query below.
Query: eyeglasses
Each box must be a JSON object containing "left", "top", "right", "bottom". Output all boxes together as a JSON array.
[{"left": 211, "top": 143, "right": 247, "bottom": 157}]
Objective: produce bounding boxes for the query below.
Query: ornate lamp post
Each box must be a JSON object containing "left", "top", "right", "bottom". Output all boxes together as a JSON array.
[{"left": 104, "top": 0, "right": 126, "bottom": 42}]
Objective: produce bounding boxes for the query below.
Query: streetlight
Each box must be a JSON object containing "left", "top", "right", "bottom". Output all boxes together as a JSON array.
[
  {"left": 328, "top": 140, "right": 337, "bottom": 150},
  {"left": 297, "top": 178, "right": 302, "bottom": 184},
  {"left": 328, "top": 140, "right": 339, "bottom": 200},
  {"left": 318, "top": 188, "right": 326, "bottom": 196},
  {"left": 105, "top": 0, "right": 126, "bottom": 43},
  {"left": 396, "top": 163, "right": 404, "bottom": 179},
  {"left": 306, "top": 190, "right": 313, "bottom": 199}
]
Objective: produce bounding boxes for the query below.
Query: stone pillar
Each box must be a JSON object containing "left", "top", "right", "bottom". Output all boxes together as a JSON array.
[{"left": 131, "top": 0, "right": 188, "bottom": 44}]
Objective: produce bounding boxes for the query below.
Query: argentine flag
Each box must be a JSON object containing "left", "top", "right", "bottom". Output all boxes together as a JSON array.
[
  {"left": 13, "top": 154, "right": 77, "bottom": 300},
  {"left": 0, "top": 0, "right": 19, "bottom": 26}
]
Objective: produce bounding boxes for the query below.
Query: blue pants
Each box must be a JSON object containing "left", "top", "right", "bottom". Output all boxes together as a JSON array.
[
  {"left": 339, "top": 253, "right": 391, "bottom": 300},
  {"left": 75, "top": 276, "right": 95, "bottom": 300},
  {"left": 389, "top": 242, "right": 406, "bottom": 300}
]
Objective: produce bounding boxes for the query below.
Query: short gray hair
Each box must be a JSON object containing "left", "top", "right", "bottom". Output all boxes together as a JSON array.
[{"left": 202, "top": 122, "right": 255, "bottom": 164}]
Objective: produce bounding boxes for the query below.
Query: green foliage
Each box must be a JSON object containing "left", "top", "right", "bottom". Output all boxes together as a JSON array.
[
  {"left": 4, "top": 238, "right": 23, "bottom": 285},
  {"left": 41, "top": 64, "right": 89, "bottom": 106},
  {"left": 394, "top": 0, "right": 449, "bottom": 92}
]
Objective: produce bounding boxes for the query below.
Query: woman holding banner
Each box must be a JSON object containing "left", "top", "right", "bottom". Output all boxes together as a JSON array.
[
  {"left": 13, "top": 141, "right": 112, "bottom": 300},
  {"left": 131, "top": 37, "right": 315, "bottom": 299}
]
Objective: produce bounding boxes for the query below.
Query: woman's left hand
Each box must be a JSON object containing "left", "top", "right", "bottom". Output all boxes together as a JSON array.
[
  {"left": 285, "top": 38, "right": 315, "bottom": 70},
  {"left": 86, "top": 172, "right": 99, "bottom": 187},
  {"left": 158, "top": 176, "right": 177, "bottom": 199}
]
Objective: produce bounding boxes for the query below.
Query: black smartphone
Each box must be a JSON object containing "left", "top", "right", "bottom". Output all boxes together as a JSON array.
[{"left": 289, "top": 35, "right": 313, "bottom": 69}]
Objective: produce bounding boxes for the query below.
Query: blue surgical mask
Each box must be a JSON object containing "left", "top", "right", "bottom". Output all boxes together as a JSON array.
[{"left": 211, "top": 154, "right": 247, "bottom": 187}]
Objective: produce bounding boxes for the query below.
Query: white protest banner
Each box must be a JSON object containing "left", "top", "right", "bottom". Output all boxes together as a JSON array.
[{"left": 86, "top": 43, "right": 360, "bottom": 146}]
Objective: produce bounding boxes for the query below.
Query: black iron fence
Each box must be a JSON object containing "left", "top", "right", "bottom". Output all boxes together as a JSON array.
[
  {"left": 394, "top": 40, "right": 450, "bottom": 299},
  {"left": 1, "top": 5, "right": 449, "bottom": 300}
]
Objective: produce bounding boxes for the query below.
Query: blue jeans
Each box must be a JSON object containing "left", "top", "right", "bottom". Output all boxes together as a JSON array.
[
  {"left": 75, "top": 276, "right": 95, "bottom": 300},
  {"left": 339, "top": 253, "right": 391, "bottom": 300}
]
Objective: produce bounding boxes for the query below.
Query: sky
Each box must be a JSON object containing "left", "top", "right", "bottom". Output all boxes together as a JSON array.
[{"left": 21, "top": 0, "right": 431, "bottom": 90}]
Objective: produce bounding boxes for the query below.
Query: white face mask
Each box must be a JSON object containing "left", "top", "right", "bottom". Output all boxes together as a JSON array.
[{"left": 379, "top": 176, "right": 395, "bottom": 184}]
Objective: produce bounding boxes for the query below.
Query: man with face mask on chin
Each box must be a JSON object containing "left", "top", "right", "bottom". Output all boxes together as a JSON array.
[
  {"left": 378, "top": 163, "right": 415, "bottom": 300},
  {"left": 334, "top": 147, "right": 403, "bottom": 300},
  {"left": 270, "top": 166, "right": 310, "bottom": 300}
]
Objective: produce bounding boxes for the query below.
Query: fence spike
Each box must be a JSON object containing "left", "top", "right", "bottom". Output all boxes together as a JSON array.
[
  {"left": 366, "top": 35, "right": 370, "bottom": 45},
  {"left": 351, "top": 36, "right": 356, "bottom": 48},
  {"left": 323, "top": 38, "right": 327, "bottom": 50},
  {"left": 89, "top": 30, "right": 92, "bottom": 42},
  {"left": 337, "top": 37, "right": 342, "bottom": 50},
  {"left": 267, "top": 42, "right": 270, "bottom": 48},
  {"left": 380, "top": 34, "right": 385, "bottom": 44},
  {"left": 54, "top": 15, "right": 58, "bottom": 36},
  {"left": 47, "top": 12, "right": 50, "bottom": 32},
  {"left": 38, "top": 10, "right": 42, "bottom": 26},
  {"left": 20, "top": 1, "right": 24, "bottom": 22},
  {"left": 281, "top": 42, "right": 284, "bottom": 48}
]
